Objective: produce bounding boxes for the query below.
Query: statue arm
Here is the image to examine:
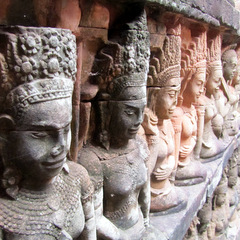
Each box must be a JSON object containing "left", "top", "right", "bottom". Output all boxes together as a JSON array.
[
  {"left": 139, "top": 176, "right": 151, "bottom": 228},
  {"left": 80, "top": 190, "right": 96, "bottom": 240}
]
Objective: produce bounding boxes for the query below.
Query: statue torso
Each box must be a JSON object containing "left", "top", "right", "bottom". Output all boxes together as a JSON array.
[{"left": 0, "top": 161, "right": 93, "bottom": 240}]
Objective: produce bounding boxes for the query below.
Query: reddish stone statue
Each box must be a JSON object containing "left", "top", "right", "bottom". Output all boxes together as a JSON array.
[
  {"left": 142, "top": 33, "right": 187, "bottom": 214},
  {"left": 174, "top": 28, "right": 207, "bottom": 185}
]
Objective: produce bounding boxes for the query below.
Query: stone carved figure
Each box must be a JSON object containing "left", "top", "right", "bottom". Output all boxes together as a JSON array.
[
  {"left": 197, "top": 196, "right": 213, "bottom": 240},
  {"left": 222, "top": 48, "right": 238, "bottom": 84},
  {"left": 211, "top": 169, "right": 229, "bottom": 239},
  {"left": 199, "top": 33, "right": 225, "bottom": 159},
  {"left": 173, "top": 30, "right": 207, "bottom": 186},
  {"left": 0, "top": 26, "right": 96, "bottom": 240},
  {"left": 221, "top": 47, "right": 240, "bottom": 136},
  {"left": 142, "top": 34, "right": 187, "bottom": 214},
  {"left": 78, "top": 8, "right": 151, "bottom": 240}
]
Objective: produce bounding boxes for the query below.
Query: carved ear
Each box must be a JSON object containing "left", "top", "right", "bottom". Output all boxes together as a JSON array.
[{"left": 0, "top": 114, "right": 16, "bottom": 138}]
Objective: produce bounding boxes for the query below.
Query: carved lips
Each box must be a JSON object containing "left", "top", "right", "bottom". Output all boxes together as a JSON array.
[{"left": 42, "top": 157, "right": 66, "bottom": 170}]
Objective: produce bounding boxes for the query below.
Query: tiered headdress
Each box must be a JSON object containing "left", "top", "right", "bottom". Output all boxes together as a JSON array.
[
  {"left": 207, "top": 33, "right": 222, "bottom": 71},
  {"left": 0, "top": 26, "right": 77, "bottom": 122},
  {"left": 88, "top": 8, "right": 150, "bottom": 149},
  {"left": 221, "top": 44, "right": 237, "bottom": 64},
  {"left": 181, "top": 31, "right": 207, "bottom": 75},
  {"left": 147, "top": 34, "right": 181, "bottom": 88},
  {"left": 179, "top": 30, "right": 207, "bottom": 103},
  {"left": 90, "top": 9, "right": 150, "bottom": 101}
]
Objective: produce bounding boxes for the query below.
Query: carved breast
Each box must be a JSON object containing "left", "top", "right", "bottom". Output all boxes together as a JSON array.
[
  {"left": 101, "top": 148, "right": 147, "bottom": 197},
  {"left": 181, "top": 108, "right": 197, "bottom": 140}
]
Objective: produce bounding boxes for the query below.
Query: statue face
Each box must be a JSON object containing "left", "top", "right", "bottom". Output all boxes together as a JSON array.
[
  {"left": 206, "top": 68, "right": 222, "bottom": 96},
  {"left": 155, "top": 78, "right": 180, "bottom": 119},
  {"left": 3, "top": 98, "right": 72, "bottom": 186},
  {"left": 183, "top": 71, "right": 205, "bottom": 104},
  {"left": 223, "top": 55, "right": 238, "bottom": 81},
  {"left": 109, "top": 86, "right": 146, "bottom": 143}
]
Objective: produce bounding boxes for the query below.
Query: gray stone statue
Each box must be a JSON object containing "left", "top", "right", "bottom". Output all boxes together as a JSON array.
[
  {"left": 78, "top": 8, "right": 151, "bottom": 240},
  {"left": 0, "top": 26, "right": 96, "bottom": 240}
]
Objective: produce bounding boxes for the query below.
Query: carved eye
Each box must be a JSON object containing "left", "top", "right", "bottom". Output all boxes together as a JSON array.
[
  {"left": 64, "top": 125, "right": 70, "bottom": 133},
  {"left": 168, "top": 91, "right": 175, "bottom": 98},
  {"left": 125, "top": 109, "right": 135, "bottom": 116},
  {"left": 31, "top": 131, "right": 48, "bottom": 139}
]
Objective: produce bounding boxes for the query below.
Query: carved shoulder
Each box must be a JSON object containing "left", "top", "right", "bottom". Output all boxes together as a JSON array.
[
  {"left": 67, "top": 161, "right": 94, "bottom": 204},
  {"left": 136, "top": 135, "right": 150, "bottom": 162},
  {"left": 77, "top": 146, "right": 103, "bottom": 191}
]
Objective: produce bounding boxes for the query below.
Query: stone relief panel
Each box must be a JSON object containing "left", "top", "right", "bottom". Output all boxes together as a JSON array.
[{"left": 0, "top": 1, "right": 240, "bottom": 239}]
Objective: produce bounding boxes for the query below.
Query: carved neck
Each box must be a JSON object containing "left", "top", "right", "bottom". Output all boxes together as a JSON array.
[
  {"left": 157, "top": 118, "right": 164, "bottom": 127},
  {"left": 110, "top": 135, "right": 129, "bottom": 149},
  {"left": 21, "top": 176, "right": 57, "bottom": 192},
  {"left": 182, "top": 99, "right": 192, "bottom": 109}
]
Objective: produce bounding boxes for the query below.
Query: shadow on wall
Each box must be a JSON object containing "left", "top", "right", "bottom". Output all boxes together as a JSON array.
[{"left": 6, "top": 0, "right": 38, "bottom": 26}]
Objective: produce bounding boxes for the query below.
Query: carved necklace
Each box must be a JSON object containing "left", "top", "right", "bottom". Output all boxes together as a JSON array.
[{"left": 0, "top": 165, "right": 80, "bottom": 239}]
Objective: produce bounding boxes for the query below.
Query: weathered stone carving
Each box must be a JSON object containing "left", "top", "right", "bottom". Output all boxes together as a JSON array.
[
  {"left": 173, "top": 25, "right": 207, "bottom": 186},
  {"left": 197, "top": 196, "right": 213, "bottom": 240},
  {"left": 221, "top": 47, "right": 240, "bottom": 136},
  {"left": 0, "top": 26, "right": 96, "bottom": 240},
  {"left": 78, "top": 8, "right": 151, "bottom": 240},
  {"left": 211, "top": 169, "right": 229, "bottom": 239},
  {"left": 199, "top": 32, "right": 226, "bottom": 159},
  {"left": 142, "top": 29, "right": 187, "bottom": 214}
]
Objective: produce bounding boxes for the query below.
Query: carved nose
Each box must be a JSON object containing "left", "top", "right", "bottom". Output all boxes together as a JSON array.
[
  {"left": 51, "top": 145, "right": 64, "bottom": 157},
  {"left": 51, "top": 131, "right": 65, "bottom": 157},
  {"left": 135, "top": 112, "right": 143, "bottom": 126}
]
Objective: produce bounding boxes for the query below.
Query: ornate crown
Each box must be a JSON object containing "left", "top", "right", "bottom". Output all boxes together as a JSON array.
[
  {"left": 89, "top": 9, "right": 150, "bottom": 101},
  {"left": 181, "top": 30, "right": 207, "bottom": 75},
  {"left": 0, "top": 26, "right": 77, "bottom": 119},
  {"left": 207, "top": 33, "right": 222, "bottom": 70},
  {"left": 148, "top": 35, "right": 181, "bottom": 88},
  {"left": 221, "top": 44, "right": 237, "bottom": 63}
]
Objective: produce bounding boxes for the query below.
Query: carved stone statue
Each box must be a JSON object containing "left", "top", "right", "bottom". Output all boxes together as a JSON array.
[
  {"left": 199, "top": 33, "right": 225, "bottom": 159},
  {"left": 221, "top": 48, "right": 240, "bottom": 136},
  {"left": 211, "top": 169, "right": 229, "bottom": 239},
  {"left": 0, "top": 26, "right": 96, "bottom": 240},
  {"left": 173, "top": 29, "right": 207, "bottom": 186},
  {"left": 78, "top": 9, "right": 151, "bottom": 240},
  {"left": 142, "top": 33, "right": 187, "bottom": 214},
  {"left": 197, "top": 197, "right": 213, "bottom": 240},
  {"left": 222, "top": 48, "right": 238, "bottom": 84}
]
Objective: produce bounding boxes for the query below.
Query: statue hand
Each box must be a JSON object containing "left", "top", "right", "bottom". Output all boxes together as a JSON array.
[
  {"left": 152, "top": 167, "right": 172, "bottom": 180},
  {"left": 179, "top": 145, "right": 191, "bottom": 159}
]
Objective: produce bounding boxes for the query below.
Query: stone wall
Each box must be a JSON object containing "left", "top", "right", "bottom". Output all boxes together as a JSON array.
[{"left": 1, "top": 0, "right": 240, "bottom": 239}]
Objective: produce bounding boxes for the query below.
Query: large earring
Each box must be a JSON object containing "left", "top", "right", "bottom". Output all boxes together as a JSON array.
[{"left": 2, "top": 166, "right": 21, "bottom": 199}]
